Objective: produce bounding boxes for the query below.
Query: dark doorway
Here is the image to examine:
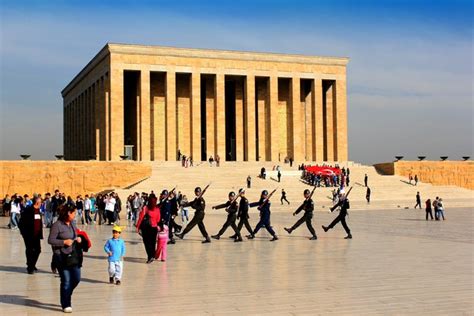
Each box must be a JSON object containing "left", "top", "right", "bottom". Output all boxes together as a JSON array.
[
  {"left": 124, "top": 70, "right": 140, "bottom": 160},
  {"left": 225, "top": 78, "right": 236, "bottom": 161},
  {"left": 200, "top": 75, "right": 207, "bottom": 161}
]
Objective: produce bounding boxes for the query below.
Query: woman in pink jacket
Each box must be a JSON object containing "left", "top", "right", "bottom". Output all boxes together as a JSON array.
[{"left": 155, "top": 219, "right": 169, "bottom": 262}]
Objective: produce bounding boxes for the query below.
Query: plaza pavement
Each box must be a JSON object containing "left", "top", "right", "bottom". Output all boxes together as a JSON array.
[{"left": 0, "top": 207, "right": 472, "bottom": 315}]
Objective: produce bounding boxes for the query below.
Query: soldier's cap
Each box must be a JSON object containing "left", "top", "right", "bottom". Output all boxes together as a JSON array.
[
  {"left": 161, "top": 190, "right": 169, "bottom": 196},
  {"left": 229, "top": 191, "right": 236, "bottom": 197},
  {"left": 261, "top": 190, "right": 268, "bottom": 196},
  {"left": 304, "top": 189, "right": 310, "bottom": 195},
  {"left": 195, "top": 187, "right": 202, "bottom": 193},
  {"left": 238, "top": 188, "right": 245, "bottom": 194}
]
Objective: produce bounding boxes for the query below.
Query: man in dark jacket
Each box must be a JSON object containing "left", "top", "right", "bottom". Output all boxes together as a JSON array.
[
  {"left": 322, "top": 193, "right": 352, "bottom": 239},
  {"left": 19, "top": 196, "right": 43, "bottom": 274},
  {"left": 284, "top": 189, "right": 317, "bottom": 240},
  {"left": 175, "top": 187, "right": 211, "bottom": 243},
  {"left": 211, "top": 191, "right": 241, "bottom": 242}
]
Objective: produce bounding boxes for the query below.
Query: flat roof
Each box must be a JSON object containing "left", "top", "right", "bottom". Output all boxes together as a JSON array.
[{"left": 62, "top": 42, "right": 349, "bottom": 97}]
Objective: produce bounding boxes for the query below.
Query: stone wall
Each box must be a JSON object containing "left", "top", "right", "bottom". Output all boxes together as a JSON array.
[
  {"left": 374, "top": 161, "right": 474, "bottom": 190},
  {"left": 0, "top": 161, "right": 152, "bottom": 197}
]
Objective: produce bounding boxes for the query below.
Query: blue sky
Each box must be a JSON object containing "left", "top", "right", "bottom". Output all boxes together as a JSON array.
[{"left": 0, "top": 0, "right": 472, "bottom": 163}]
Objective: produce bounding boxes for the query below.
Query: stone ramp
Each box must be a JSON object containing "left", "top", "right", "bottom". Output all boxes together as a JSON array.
[{"left": 114, "top": 162, "right": 474, "bottom": 211}]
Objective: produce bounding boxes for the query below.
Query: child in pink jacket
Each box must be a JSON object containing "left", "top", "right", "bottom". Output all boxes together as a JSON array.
[{"left": 155, "top": 220, "right": 169, "bottom": 261}]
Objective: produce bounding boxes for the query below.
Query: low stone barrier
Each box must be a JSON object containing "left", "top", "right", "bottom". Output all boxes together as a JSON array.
[
  {"left": 374, "top": 161, "right": 474, "bottom": 190},
  {"left": 0, "top": 161, "right": 152, "bottom": 197}
]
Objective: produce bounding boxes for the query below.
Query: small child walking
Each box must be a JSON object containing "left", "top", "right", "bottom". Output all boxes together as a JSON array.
[
  {"left": 155, "top": 220, "right": 169, "bottom": 262},
  {"left": 104, "top": 225, "right": 126, "bottom": 285}
]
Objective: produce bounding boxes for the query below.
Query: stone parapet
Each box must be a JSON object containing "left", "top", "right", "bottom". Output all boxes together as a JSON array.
[
  {"left": 374, "top": 161, "right": 474, "bottom": 190},
  {"left": 0, "top": 161, "right": 152, "bottom": 197}
]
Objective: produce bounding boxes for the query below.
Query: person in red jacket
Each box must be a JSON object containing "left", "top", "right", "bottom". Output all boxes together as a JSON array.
[{"left": 136, "top": 194, "right": 161, "bottom": 263}]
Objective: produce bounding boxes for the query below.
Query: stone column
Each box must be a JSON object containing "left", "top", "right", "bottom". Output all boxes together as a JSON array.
[
  {"left": 314, "top": 78, "right": 324, "bottom": 161},
  {"left": 215, "top": 73, "right": 226, "bottom": 161},
  {"left": 206, "top": 77, "right": 215, "bottom": 158},
  {"left": 105, "top": 71, "right": 115, "bottom": 161},
  {"left": 191, "top": 72, "right": 201, "bottom": 160},
  {"left": 140, "top": 69, "right": 151, "bottom": 161},
  {"left": 256, "top": 79, "right": 267, "bottom": 161},
  {"left": 269, "top": 76, "right": 279, "bottom": 161},
  {"left": 336, "top": 79, "right": 348, "bottom": 161},
  {"left": 80, "top": 92, "right": 85, "bottom": 160},
  {"left": 94, "top": 81, "right": 100, "bottom": 159},
  {"left": 166, "top": 70, "right": 176, "bottom": 161},
  {"left": 325, "top": 81, "right": 335, "bottom": 161},
  {"left": 245, "top": 75, "right": 256, "bottom": 161},
  {"left": 291, "top": 77, "right": 304, "bottom": 162},
  {"left": 235, "top": 79, "right": 244, "bottom": 161}
]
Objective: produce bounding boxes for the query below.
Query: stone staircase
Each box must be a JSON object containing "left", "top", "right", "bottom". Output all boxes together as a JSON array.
[{"left": 114, "top": 161, "right": 474, "bottom": 212}]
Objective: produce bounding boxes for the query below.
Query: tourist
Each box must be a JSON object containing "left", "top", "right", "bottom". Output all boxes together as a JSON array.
[
  {"left": 280, "top": 189, "right": 290, "bottom": 205},
  {"left": 48, "top": 205, "right": 83, "bottom": 313},
  {"left": 90, "top": 194, "right": 96, "bottom": 223},
  {"left": 2, "top": 194, "right": 11, "bottom": 218},
  {"left": 114, "top": 193, "right": 122, "bottom": 223},
  {"left": 437, "top": 198, "right": 446, "bottom": 220},
  {"left": 180, "top": 195, "right": 189, "bottom": 225},
  {"left": 104, "top": 225, "right": 126, "bottom": 285},
  {"left": 9, "top": 194, "right": 21, "bottom": 230},
  {"left": 168, "top": 191, "right": 181, "bottom": 244},
  {"left": 322, "top": 192, "right": 352, "bottom": 239},
  {"left": 84, "top": 195, "right": 93, "bottom": 225},
  {"left": 209, "top": 155, "right": 214, "bottom": 166},
  {"left": 105, "top": 193, "right": 116, "bottom": 225},
  {"left": 364, "top": 174, "right": 368, "bottom": 187},
  {"left": 425, "top": 198, "right": 433, "bottom": 220},
  {"left": 43, "top": 193, "right": 53, "bottom": 228},
  {"left": 414, "top": 192, "right": 422, "bottom": 209},
  {"left": 414, "top": 175, "right": 419, "bottom": 186},
  {"left": 136, "top": 194, "right": 161, "bottom": 263},
  {"left": 155, "top": 219, "right": 169, "bottom": 261},
  {"left": 247, "top": 175, "right": 251, "bottom": 188},
  {"left": 131, "top": 192, "right": 142, "bottom": 224},
  {"left": 19, "top": 196, "right": 43, "bottom": 274},
  {"left": 95, "top": 194, "right": 105, "bottom": 225},
  {"left": 51, "top": 189, "right": 63, "bottom": 220},
  {"left": 216, "top": 154, "right": 220, "bottom": 167},
  {"left": 175, "top": 186, "right": 211, "bottom": 243},
  {"left": 211, "top": 191, "right": 241, "bottom": 242},
  {"left": 277, "top": 169, "right": 282, "bottom": 182},
  {"left": 366, "top": 187, "right": 371, "bottom": 203},
  {"left": 284, "top": 189, "right": 317, "bottom": 240},
  {"left": 289, "top": 157, "right": 293, "bottom": 167},
  {"left": 247, "top": 190, "right": 278, "bottom": 241},
  {"left": 76, "top": 195, "right": 85, "bottom": 225},
  {"left": 433, "top": 197, "right": 440, "bottom": 220}
]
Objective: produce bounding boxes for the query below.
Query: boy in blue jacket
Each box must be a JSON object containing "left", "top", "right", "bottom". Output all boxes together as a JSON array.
[{"left": 104, "top": 225, "right": 126, "bottom": 285}]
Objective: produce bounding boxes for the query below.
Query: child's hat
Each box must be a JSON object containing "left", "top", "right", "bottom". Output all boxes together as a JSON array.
[{"left": 112, "top": 225, "right": 122, "bottom": 233}]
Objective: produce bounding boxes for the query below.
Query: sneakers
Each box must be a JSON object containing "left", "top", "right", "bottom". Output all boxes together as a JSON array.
[
  {"left": 309, "top": 235, "right": 318, "bottom": 240},
  {"left": 109, "top": 277, "right": 114, "bottom": 283},
  {"left": 344, "top": 234, "right": 352, "bottom": 239},
  {"left": 270, "top": 236, "right": 279, "bottom": 241},
  {"left": 284, "top": 227, "right": 292, "bottom": 234},
  {"left": 211, "top": 234, "right": 220, "bottom": 240},
  {"left": 116, "top": 280, "right": 121, "bottom": 285},
  {"left": 322, "top": 225, "right": 329, "bottom": 232},
  {"left": 63, "top": 307, "right": 73, "bottom": 313}
]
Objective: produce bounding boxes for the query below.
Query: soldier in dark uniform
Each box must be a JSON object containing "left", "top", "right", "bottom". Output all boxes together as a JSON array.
[
  {"left": 248, "top": 190, "right": 278, "bottom": 241},
  {"left": 211, "top": 191, "right": 242, "bottom": 242},
  {"left": 230, "top": 189, "right": 253, "bottom": 241},
  {"left": 284, "top": 189, "right": 317, "bottom": 240},
  {"left": 322, "top": 193, "right": 352, "bottom": 239},
  {"left": 167, "top": 191, "right": 182, "bottom": 244},
  {"left": 159, "top": 189, "right": 172, "bottom": 233},
  {"left": 175, "top": 187, "right": 211, "bottom": 243}
]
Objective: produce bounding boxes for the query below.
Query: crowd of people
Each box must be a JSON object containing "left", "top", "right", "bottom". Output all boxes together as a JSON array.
[
  {"left": 301, "top": 164, "right": 351, "bottom": 188},
  {"left": 415, "top": 192, "right": 446, "bottom": 220}
]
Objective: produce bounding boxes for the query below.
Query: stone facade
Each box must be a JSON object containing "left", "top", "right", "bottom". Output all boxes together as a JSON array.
[
  {"left": 0, "top": 161, "right": 151, "bottom": 197},
  {"left": 374, "top": 161, "right": 474, "bottom": 190},
  {"left": 62, "top": 43, "right": 349, "bottom": 162}
]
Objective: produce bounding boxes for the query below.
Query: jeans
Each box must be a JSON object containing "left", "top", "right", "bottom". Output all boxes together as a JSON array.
[
  {"left": 10, "top": 213, "right": 19, "bottom": 228},
  {"left": 108, "top": 261, "right": 123, "bottom": 281},
  {"left": 44, "top": 211, "right": 53, "bottom": 227},
  {"left": 58, "top": 266, "right": 81, "bottom": 308}
]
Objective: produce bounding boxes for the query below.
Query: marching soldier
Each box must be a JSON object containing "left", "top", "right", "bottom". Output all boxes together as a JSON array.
[
  {"left": 322, "top": 191, "right": 352, "bottom": 239},
  {"left": 175, "top": 186, "right": 211, "bottom": 243},
  {"left": 248, "top": 190, "right": 278, "bottom": 241},
  {"left": 211, "top": 192, "right": 242, "bottom": 242},
  {"left": 284, "top": 189, "right": 317, "bottom": 240},
  {"left": 229, "top": 189, "right": 252, "bottom": 241}
]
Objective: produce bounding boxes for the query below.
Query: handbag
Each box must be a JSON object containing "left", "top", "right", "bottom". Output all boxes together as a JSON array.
[
  {"left": 139, "top": 211, "right": 151, "bottom": 230},
  {"left": 61, "top": 242, "right": 80, "bottom": 267}
]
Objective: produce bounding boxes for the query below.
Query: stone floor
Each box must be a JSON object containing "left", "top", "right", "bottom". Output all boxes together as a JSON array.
[{"left": 0, "top": 207, "right": 472, "bottom": 315}]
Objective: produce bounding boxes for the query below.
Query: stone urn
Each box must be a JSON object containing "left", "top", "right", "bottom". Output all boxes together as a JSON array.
[
  {"left": 20, "top": 154, "right": 31, "bottom": 160},
  {"left": 462, "top": 156, "right": 470, "bottom": 161},
  {"left": 440, "top": 156, "right": 448, "bottom": 161},
  {"left": 55, "top": 155, "right": 64, "bottom": 160},
  {"left": 417, "top": 156, "right": 426, "bottom": 161},
  {"left": 395, "top": 156, "right": 404, "bottom": 161}
]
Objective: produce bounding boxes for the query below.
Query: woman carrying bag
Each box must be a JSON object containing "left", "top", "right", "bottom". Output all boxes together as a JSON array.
[
  {"left": 48, "top": 205, "right": 83, "bottom": 313},
  {"left": 136, "top": 194, "right": 161, "bottom": 263}
]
